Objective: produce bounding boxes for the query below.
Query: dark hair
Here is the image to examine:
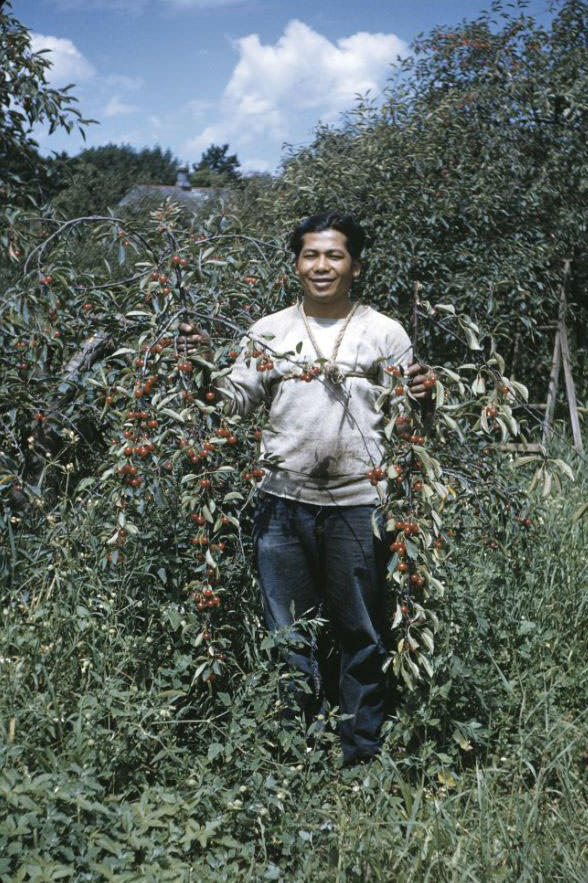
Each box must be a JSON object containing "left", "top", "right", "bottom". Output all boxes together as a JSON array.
[{"left": 289, "top": 212, "right": 366, "bottom": 261}]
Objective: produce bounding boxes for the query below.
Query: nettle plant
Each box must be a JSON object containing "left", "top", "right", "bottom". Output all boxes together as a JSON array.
[{"left": 2, "top": 205, "right": 573, "bottom": 693}]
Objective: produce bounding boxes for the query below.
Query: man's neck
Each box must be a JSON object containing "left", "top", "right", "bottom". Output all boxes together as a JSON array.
[{"left": 302, "top": 294, "right": 353, "bottom": 320}]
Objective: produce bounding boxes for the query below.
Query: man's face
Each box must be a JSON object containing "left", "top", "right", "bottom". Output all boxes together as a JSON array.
[{"left": 295, "top": 229, "right": 360, "bottom": 307}]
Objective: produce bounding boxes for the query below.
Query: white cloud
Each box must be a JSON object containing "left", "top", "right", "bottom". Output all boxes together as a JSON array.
[
  {"left": 30, "top": 33, "right": 96, "bottom": 87},
  {"left": 226, "top": 21, "right": 406, "bottom": 119},
  {"left": 185, "top": 20, "right": 407, "bottom": 160},
  {"left": 104, "top": 95, "right": 140, "bottom": 117}
]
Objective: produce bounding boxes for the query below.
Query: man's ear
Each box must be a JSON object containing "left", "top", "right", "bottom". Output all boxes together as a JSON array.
[{"left": 352, "top": 260, "right": 361, "bottom": 278}]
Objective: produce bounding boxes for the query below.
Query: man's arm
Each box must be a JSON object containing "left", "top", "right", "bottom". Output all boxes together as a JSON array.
[{"left": 177, "top": 321, "right": 267, "bottom": 417}]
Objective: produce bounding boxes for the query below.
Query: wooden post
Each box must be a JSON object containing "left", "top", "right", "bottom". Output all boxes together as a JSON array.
[
  {"left": 542, "top": 260, "right": 584, "bottom": 453},
  {"left": 560, "top": 313, "right": 584, "bottom": 453},
  {"left": 542, "top": 328, "right": 561, "bottom": 444}
]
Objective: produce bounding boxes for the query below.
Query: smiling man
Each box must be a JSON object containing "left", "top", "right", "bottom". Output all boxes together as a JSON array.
[{"left": 179, "top": 211, "right": 434, "bottom": 766}]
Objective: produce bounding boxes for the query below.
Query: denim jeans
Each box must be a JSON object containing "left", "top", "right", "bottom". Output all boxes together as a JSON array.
[{"left": 252, "top": 491, "right": 389, "bottom": 765}]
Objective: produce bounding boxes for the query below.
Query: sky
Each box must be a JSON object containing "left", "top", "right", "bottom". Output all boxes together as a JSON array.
[{"left": 17, "top": 0, "right": 554, "bottom": 175}]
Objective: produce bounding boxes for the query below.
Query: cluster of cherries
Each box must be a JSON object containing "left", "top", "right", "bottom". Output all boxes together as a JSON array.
[
  {"left": 255, "top": 353, "right": 275, "bottom": 372},
  {"left": 117, "top": 463, "right": 142, "bottom": 487},
  {"left": 150, "top": 271, "right": 172, "bottom": 297},
  {"left": 367, "top": 466, "right": 386, "bottom": 486},
  {"left": 243, "top": 467, "right": 265, "bottom": 482},
  {"left": 395, "top": 519, "right": 420, "bottom": 535},
  {"left": 298, "top": 366, "right": 321, "bottom": 382},
  {"left": 193, "top": 587, "right": 221, "bottom": 611},
  {"left": 135, "top": 374, "right": 158, "bottom": 398},
  {"left": 115, "top": 410, "right": 161, "bottom": 486},
  {"left": 403, "top": 432, "right": 427, "bottom": 444}
]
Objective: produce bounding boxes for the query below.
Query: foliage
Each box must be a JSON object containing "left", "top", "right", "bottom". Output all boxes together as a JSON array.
[
  {"left": 191, "top": 144, "right": 242, "bottom": 188},
  {"left": 0, "top": 1, "right": 586, "bottom": 880},
  {"left": 0, "top": 0, "right": 93, "bottom": 208}
]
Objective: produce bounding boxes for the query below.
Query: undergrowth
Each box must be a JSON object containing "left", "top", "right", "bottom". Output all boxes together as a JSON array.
[{"left": 0, "top": 439, "right": 586, "bottom": 882}]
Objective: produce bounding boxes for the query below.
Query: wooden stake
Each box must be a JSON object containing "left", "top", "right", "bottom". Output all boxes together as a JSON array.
[
  {"left": 542, "top": 328, "right": 561, "bottom": 444},
  {"left": 411, "top": 281, "right": 422, "bottom": 363},
  {"left": 560, "top": 314, "right": 584, "bottom": 453},
  {"left": 542, "top": 259, "right": 583, "bottom": 452}
]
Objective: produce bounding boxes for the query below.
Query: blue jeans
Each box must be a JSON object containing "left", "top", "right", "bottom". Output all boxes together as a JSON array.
[{"left": 252, "top": 492, "right": 389, "bottom": 765}]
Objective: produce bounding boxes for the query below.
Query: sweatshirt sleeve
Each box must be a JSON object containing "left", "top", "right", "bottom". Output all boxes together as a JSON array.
[
  {"left": 216, "top": 330, "right": 270, "bottom": 418},
  {"left": 380, "top": 319, "right": 413, "bottom": 386}
]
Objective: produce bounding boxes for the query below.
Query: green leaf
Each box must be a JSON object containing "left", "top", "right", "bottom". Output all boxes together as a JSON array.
[{"left": 571, "top": 501, "right": 588, "bottom": 522}]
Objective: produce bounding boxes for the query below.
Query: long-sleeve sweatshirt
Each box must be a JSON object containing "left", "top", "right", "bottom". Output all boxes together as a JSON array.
[{"left": 219, "top": 301, "right": 413, "bottom": 506}]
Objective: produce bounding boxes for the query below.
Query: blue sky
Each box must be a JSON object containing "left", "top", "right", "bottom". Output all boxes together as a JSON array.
[{"left": 19, "top": 0, "right": 554, "bottom": 175}]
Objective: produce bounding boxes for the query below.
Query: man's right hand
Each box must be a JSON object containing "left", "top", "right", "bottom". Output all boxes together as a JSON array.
[{"left": 177, "top": 322, "right": 212, "bottom": 358}]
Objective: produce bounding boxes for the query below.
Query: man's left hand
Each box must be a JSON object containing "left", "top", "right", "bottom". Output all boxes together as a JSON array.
[{"left": 406, "top": 362, "right": 435, "bottom": 403}]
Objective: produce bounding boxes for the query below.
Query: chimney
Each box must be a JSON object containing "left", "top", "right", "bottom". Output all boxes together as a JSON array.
[{"left": 176, "top": 166, "right": 191, "bottom": 190}]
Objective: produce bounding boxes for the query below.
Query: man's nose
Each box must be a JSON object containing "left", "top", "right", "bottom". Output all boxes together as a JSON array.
[{"left": 314, "top": 254, "right": 329, "bottom": 271}]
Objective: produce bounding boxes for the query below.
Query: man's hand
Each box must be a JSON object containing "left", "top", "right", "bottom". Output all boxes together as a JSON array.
[
  {"left": 177, "top": 322, "right": 212, "bottom": 359},
  {"left": 406, "top": 361, "right": 435, "bottom": 405}
]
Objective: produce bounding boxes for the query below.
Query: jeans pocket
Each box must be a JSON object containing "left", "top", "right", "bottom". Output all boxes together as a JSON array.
[{"left": 252, "top": 490, "right": 272, "bottom": 550}]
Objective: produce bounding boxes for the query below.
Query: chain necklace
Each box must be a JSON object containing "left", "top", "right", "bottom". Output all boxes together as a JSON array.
[{"left": 299, "top": 300, "right": 360, "bottom": 384}]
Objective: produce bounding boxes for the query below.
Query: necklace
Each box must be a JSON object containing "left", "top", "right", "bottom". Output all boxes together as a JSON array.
[{"left": 299, "top": 301, "right": 360, "bottom": 384}]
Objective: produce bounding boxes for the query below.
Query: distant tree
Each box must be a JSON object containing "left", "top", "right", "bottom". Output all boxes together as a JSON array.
[
  {"left": 72, "top": 144, "right": 179, "bottom": 187},
  {"left": 47, "top": 144, "right": 181, "bottom": 216},
  {"left": 51, "top": 160, "right": 122, "bottom": 217},
  {"left": 190, "top": 143, "right": 241, "bottom": 187}
]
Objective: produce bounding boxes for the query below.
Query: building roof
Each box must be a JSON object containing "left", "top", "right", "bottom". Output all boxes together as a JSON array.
[{"left": 119, "top": 183, "right": 224, "bottom": 210}]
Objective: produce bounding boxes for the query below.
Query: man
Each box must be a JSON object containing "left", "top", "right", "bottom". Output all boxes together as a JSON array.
[{"left": 179, "top": 211, "right": 433, "bottom": 765}]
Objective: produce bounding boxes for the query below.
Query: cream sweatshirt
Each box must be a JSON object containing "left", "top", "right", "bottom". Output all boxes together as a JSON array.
[{"left": 219, "top": 302, "right": 413, "bottom": 506}]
